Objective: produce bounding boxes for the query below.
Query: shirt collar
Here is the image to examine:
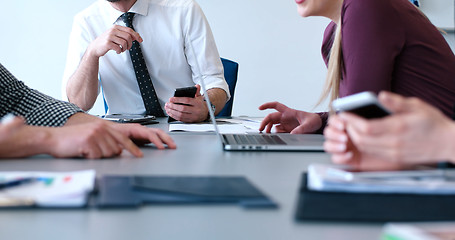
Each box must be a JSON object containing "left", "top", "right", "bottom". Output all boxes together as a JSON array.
[
  {"left": 102, "top": 0, "right": 149, "bottom": 25},
  {"left": 129, "top": 0, "right": 149, "bottom": 17}
]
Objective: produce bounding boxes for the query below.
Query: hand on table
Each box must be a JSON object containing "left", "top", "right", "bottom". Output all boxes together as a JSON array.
[{"left": 258, "top": 102, "right": 322, "bottom": 134}]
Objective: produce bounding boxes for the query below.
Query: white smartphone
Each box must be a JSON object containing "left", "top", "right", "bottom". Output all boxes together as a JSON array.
[{"left": 331, "top": 92, "right": 391, "bottom": 119}]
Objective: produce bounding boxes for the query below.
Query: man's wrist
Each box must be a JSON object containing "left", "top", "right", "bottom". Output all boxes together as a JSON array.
[
  {"left": 85, "top": 44, "right": 102, "bottom": 60},
  {"left": 65, "top": 112, "right": 99, "bottom": 126},
  {"left": 205, "top": 102, "right": 216, "bottom": 121},
  {"left": 28, "top": 127, "right": 54, "bottom": 156}
]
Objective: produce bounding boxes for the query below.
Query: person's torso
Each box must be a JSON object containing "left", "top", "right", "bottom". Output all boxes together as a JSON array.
[
  {"left": 321, "top": 0, "right": 455, "bottom": 117},
  {"left": 80, "top": 0, "right": 196, "bottom": 114}
]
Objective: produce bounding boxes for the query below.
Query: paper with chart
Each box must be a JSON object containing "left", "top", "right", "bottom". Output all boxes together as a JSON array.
[{"left": 0, "top": 170, "right": 95, "bottom": 207}]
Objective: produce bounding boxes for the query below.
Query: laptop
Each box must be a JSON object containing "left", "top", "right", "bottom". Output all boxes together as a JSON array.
[
  {"left": 187, "top": 42, "right": 325, "bottom": 152},
  {"left": 219, "top": 131, "right": 325, "bottom": 151}
]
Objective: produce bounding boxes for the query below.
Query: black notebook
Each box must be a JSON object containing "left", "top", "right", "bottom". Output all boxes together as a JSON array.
[
  {"left": 295, "top": 173, "right": 455, "bottom": 222},
  {"left": 97, "top": 175, "right": 278, "bottom": 209}
]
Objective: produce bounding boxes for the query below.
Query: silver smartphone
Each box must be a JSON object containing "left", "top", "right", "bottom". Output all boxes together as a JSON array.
[{"left": 331, "top": 92, "right": 391, "bottom": 119}]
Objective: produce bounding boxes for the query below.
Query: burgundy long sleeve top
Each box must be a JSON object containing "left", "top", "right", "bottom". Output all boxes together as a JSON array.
[{"left": 319, "top": 0, "right": 455, "bottom": 127}]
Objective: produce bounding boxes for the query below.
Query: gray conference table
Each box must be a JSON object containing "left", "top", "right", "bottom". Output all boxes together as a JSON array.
[{"left": 0, "top": 118, "right": 384, "bottom": 240}]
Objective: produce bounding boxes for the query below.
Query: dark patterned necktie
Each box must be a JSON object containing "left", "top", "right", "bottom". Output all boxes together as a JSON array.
[{"left": 121, "top": 12, "right": 164, "bottom": 117}]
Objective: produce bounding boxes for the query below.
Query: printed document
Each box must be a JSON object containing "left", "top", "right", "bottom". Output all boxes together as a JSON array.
[
  {"left": 0, "top": 170, "right": 95, "bottom": 207},
  {"left": 308, "top": 164, "right": 455, "bottom": 195}
]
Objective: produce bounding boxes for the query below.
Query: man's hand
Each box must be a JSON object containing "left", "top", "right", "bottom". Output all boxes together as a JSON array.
[
  {"left": 165, "top": 85, "right": 209, "bottom": 123},
  {"left": 0, "top": 113, "right": 176, "bottom": 159},
  {"left": 56, "top": 113, "right": 176, "bottom": 159},
  {"left": 110, "top": 123, "right": 177, "bottom": 150},
  {"left": 258, "top": 102, "right": 322, "bottom": 134},
  {"left": 48, "top": 121, "right": 141, "bottom": 159},
  {"left": 48, "top": 120, "right": 176, "bottom": 159},
  {"left": 87, "top": 25, "right": 142, "bottom": 58}
]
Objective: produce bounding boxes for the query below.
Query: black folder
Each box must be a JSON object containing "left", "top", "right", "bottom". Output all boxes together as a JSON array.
[
  {"left": 295, "top": 173, "right": 455, "bottom": 222},
  {"left": 97, "top": 175, "right": 277, "bottom": 209}
]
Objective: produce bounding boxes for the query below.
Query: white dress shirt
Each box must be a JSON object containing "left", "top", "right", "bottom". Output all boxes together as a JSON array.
[{"left": 62, "top": 0, "right": 229, "bottom": 115}]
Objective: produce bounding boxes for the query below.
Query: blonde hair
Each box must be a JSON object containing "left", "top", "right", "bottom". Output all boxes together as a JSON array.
[{"left": 317, "top": 21, "right": 343, "bottom": 109}]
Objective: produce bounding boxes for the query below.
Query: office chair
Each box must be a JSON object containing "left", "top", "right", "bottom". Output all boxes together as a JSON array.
[
  {"left": 217, "top": 58, "right": 239, "bottom": 117},
  {"left": 103, "top": 58, "right": 239, "bottom": 116}
]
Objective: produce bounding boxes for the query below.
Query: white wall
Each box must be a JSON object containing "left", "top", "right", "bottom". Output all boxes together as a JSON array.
[
  {"left": 0, "top": 0, "right": 106, "bottom": 113},
  {"left": 197, "top": 0, "right": 330, "bottom": 116},
  {"left": 0, "top": 0, "right": 452, "bottom": 117},
  {"left": 420, "top": 0, "right": 454, "bottom": 29}
]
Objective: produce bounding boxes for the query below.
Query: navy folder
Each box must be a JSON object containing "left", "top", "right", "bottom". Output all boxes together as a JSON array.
[
  {"left": 295, "top": 173, "right": 455, "bottom": 222},
  {"left": 97, "top": 175, "right": 277, "bottom": 209}
]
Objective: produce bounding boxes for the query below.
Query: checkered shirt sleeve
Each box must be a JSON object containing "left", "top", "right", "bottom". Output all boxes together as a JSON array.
[{"left": 0, "top": 63, "right": 83, "bottom": 127}]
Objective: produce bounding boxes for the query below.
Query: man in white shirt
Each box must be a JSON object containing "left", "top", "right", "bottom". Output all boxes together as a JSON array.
[{"left": 63, "top": 0, "right": 229, "bottom": 123}]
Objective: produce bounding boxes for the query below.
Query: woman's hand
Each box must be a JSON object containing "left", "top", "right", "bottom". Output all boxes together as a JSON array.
[{"left": 258, "top": 102, "right": 322, "bottom": 134}]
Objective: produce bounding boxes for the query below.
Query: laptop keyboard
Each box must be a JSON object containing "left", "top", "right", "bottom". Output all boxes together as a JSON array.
[{"left": 233, "top": 134, "right": 286, "bottom": 145}]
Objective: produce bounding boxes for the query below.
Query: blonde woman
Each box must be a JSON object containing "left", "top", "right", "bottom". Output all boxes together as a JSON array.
[{"left": 259, "top": 0, "right": 455, "bottom": 134}]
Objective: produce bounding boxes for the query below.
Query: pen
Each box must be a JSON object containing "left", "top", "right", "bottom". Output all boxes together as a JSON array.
[{"left": 0, "top": 178, "right": 36, "bottom": 190}]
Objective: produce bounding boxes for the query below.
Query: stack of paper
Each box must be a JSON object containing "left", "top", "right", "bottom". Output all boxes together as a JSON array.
[
  {"left": 307, "top": 164, "right": 455, "bottom": 195},
  {"left": 0, "top": 170, "right": 95, "bottom": 207}
]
